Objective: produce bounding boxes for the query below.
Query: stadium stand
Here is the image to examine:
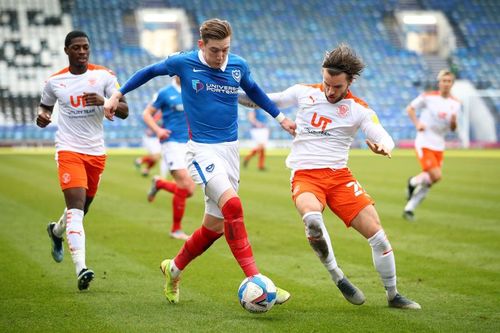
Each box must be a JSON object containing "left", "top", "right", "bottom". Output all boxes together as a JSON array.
[{"left": 0, "top": 0, "right": 498, "bottom": 146}]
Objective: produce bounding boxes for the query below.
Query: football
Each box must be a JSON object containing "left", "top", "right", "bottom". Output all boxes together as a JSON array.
[{"left": 238, "top": 274, "right": 277, "bottom": 313}]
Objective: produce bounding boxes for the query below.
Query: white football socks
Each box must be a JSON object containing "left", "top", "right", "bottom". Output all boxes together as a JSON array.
[
  {"left": 368, "top": 229, "right": 397, "bottom": 299},
  {"left": 405, "top": 184, "right": 430, "bottom": 212},
  {"left": 170, "top": 259, "right": 182, "bottom": 278},
  {"left": 65, "top": 208, "right": 86, "bottom": 275},
  {"left": 52, "top": 208, "right": 67, "bottom": 237},
  {"left": 410, "top": 172, "right": 431, "bottom": 187},
  {"left": 303, "top": 212, "right": 344, "bottom": 283}
]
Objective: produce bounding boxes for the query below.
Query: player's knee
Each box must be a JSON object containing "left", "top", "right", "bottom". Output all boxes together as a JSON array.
[
  {"left": 368, "top": 229, "right": 392, "bottom": 253},
  {"left": 221, "top": 196, "right": 243, "bottom": 220},
  {"left": 303, "top": 212, "right": 324, "bottom": 238},
  {"left": 431, "top": 173, "right": 442, "bottom": 183}
]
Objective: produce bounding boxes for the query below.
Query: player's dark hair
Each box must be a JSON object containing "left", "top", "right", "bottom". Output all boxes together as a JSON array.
[
  {"left": 199, "top": 18, "right": 232, "bottom": 43},
  {"left": 65, "top": 30, "right": 89, "bottom": 48},
  {"left": 322, "top": 43, "right": 364, "bottom": 82}
]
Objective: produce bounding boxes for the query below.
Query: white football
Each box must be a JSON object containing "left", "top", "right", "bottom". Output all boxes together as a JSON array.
[{"left": 238, "top": 274, "right": 277, "bottom": 313}]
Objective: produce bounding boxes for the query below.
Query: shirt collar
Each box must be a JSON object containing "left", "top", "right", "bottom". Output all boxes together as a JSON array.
[{"left": 197, "top": 50, "right": 228, "bottom": 72}]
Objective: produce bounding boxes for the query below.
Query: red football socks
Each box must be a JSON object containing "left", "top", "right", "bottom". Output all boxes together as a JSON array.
[
  {"left": 221, "top": 197, "right": 259, "bottom": 277},
  {"left": 173, "top": 225, "right": 222, "bottom": 270}
]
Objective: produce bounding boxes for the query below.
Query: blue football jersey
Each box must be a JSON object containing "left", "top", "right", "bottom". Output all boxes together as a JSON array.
[
  {"left": 151, "top": 84, "right": 188, "bottom": 143},
  {"left": 120, "top": 50, "right": 280, "bottom": 143}
]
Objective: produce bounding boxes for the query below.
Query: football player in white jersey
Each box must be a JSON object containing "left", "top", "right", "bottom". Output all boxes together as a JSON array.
[
  {"left": 36, "top": 31, "right": 128, "bottom": 290},
  {"left": 403, "top": 70, "right": 459, "bottom": 221},
  {"left": 240, "top": 44, "right": 420, "bottom": 309}
]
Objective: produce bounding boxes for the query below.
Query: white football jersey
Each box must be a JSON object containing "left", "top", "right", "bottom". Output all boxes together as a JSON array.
[
  {"left": 269, "top": 84, "right": 394, "bottom": 170},
  {"left": 41, "top": 64, "right": 120, "bottom": 155},
  {"left": 410, "top": 91, "right": 460, "bottom": 151}
]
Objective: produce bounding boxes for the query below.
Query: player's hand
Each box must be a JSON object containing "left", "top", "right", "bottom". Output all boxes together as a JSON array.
[
  {"left": 36, "top": 110, "right": 52, "bottom": 128},
  {"left": 450, "top": 113, "right": 457, "bottom": 131},
  {"left": 280, "top": 117, "right": 297, "bottom": 137},
  {"left": 416, "top": 121, "right": 425, "bottom": 131},
  {"left": 366, "top": 139, "right": 392, "bottom": 158},
  {"left": 104, "top": 93, "right": 120, "bottom": 121},
  {"left": 83, "top": 92, "right": 104, "bottom": 106},
  {"left": 156, "top": 128, "right": 171, "bottom": 140}
]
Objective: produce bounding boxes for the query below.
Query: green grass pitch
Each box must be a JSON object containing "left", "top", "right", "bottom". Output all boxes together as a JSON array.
[{"left": 0, "top": 148, "right": 499, "bottom": 332}]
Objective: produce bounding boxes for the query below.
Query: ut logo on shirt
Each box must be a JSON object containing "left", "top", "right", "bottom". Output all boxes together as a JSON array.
[
  {"left": 311, "top": 112, "right": 332, "bottom": 131},
  {"left": 70, "top": 95, "right": 86, "bottom": 107}
]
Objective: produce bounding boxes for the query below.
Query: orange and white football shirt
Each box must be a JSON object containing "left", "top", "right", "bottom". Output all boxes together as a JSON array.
[
  {"left": 41, "top": 64, "right": 120, "bottom": 155},
  {"left": 268, "top": 84, "right": 394, "bottom": 170},
  {"left": 410, "top": 91, "right": 460, "bottom": 151}
]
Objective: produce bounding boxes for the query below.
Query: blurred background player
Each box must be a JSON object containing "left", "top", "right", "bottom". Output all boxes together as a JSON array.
[
  {"left": 105, "top": 18, "right": 295, "bottom": 305},
  {"left": 243, "top": 108, "right": 270, "bottom": 171},
  {"left": 134, "top": 111, "right": 162, "bottom": 177},
  {"left": 240, "top": 43, "right": 420, "bottom": 309},
  {"left": 38, "top": 31, "right": 128, "bottom": 290},
  {"left": 144, "top": 76, "right": 195, "bottom": 240},
  {"left": 403, "top": 70, "right": 460, "bottom": 221}
]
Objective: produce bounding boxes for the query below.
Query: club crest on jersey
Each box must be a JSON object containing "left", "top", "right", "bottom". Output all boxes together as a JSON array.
[
  {"left": 206, "top": 163, "right": 215, "bottom": 173},
  {"left": 192, "top": 79, "right": 204, "bottom": 93},
  {"left": 232, "top": 69, "right": 241, "bottom": 83},
  {"left": 337, "top": 104, "right": 349, "bottom": 118}
]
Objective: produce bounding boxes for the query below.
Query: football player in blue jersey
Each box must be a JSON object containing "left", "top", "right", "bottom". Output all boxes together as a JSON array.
[
  {"left": 104, "top": 18, "right": 295, "bottom": 305},
  {"left": 243, "top": 108, "right": 271, "bottom": 171},
  {"left": 143, "top": 76, "right": 195, "bottom": 241}
]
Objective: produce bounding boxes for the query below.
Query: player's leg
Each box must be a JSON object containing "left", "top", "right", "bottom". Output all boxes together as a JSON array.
[
  {"left": 257, "top": 145, "right": 266, "bottom": 171},
  {"left": 243, "top": 147, "right": 257, "bottom": 168},
  {"left": 296, "top": 193, "right": 366, "bottom": 304},
  {"left": 161, "top": 213, "right": 224, "bottom": 303},
  {"left": 47, "top": 208, "right": 66, "bottom": 262},
  {"left": 294, "top": 169, "right": 364, "bottom": 304},
  {"left": 404, "top": 149, "right": 442, "bottom": 220},
  {"left": 351, "top": 205, "right": 420, "bottom": 309},
  {"left": 256, "top": 128, "right": 269, "bottom": 171},
  {"left": 169, "top": 168, "right": 195, "bottom": 239}
]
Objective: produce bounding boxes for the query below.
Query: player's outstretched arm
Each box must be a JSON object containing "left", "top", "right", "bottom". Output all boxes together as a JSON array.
[
  {"left": 36, "top": 104, "right": 53, "bottom": 128},
  {"left": 366, "top": 139, "right": 392, "bottom": 158}
]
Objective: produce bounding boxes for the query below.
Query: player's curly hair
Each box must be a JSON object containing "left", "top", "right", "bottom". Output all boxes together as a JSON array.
[
  {"left": 322, "top": 43, "right": 364, "bottom": 82},
  {"left": 200, "top": 18, "right": 232, "bottom": 43}
]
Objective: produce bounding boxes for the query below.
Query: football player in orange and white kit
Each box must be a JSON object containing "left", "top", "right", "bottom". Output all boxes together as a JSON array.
[
  {"left": 240, "top": 44, "right": 420, "bottom": 309},
  {"left": 36, "top": 31, "right": 128, "bottom": 290},
  {"left": 403, "top": 70, "right": 459, "bottom": 221}
]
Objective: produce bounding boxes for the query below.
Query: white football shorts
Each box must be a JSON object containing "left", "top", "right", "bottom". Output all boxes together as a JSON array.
[
  {"left": 250, "top": 127, "right": 270, "bottom": 145},
  {"left": 161, "top": 141, "right": 188, "bottom": 172},
  {"left": 186, "top": 140, "right": 240, "bottom": 218},
  {"left": 142, "top": 135, "right": 162, "bottom": 155}
]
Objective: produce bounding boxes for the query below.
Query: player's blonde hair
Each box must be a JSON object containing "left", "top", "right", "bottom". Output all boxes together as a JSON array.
[
  {"left": 322, "top": 43, "right": 364, "bottom": 82},
  {"left": 437, "top": 69, "right": 455, "bottom": 81},
  {"left": 200, "top": 18, "right": 232, "bottom": 43}
]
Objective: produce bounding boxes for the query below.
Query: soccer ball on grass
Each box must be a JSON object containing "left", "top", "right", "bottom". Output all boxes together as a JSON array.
[{"left": 238, "top": 274, "right": 277, "bottom": 313}]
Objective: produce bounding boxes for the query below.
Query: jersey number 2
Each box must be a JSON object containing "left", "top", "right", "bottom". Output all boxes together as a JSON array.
[{"left": 346, "top": 181, "right": 364, "bottom": 197}]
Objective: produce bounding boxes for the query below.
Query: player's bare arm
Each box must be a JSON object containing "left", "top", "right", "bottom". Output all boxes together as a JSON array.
[
  {"left": 366, "top": 139, "right": 392, "bottom": 158},
  {"left": 450, "top": 113, "right": 457, "bottom": 131},
  {"left": 406, "top": 105, "right": 425, "bottom": 131},
  {"left": 103, "top": 91, "right": 124, "bottom": 120},
  {"left": 36, "top": 104, "right": 54, "bottom": 128},
  {"left": 143, "top": 104, "right": 170, "bottom": 140},
  {"left": 280, "top": 117, "right": 297, "bottom": 137}
]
